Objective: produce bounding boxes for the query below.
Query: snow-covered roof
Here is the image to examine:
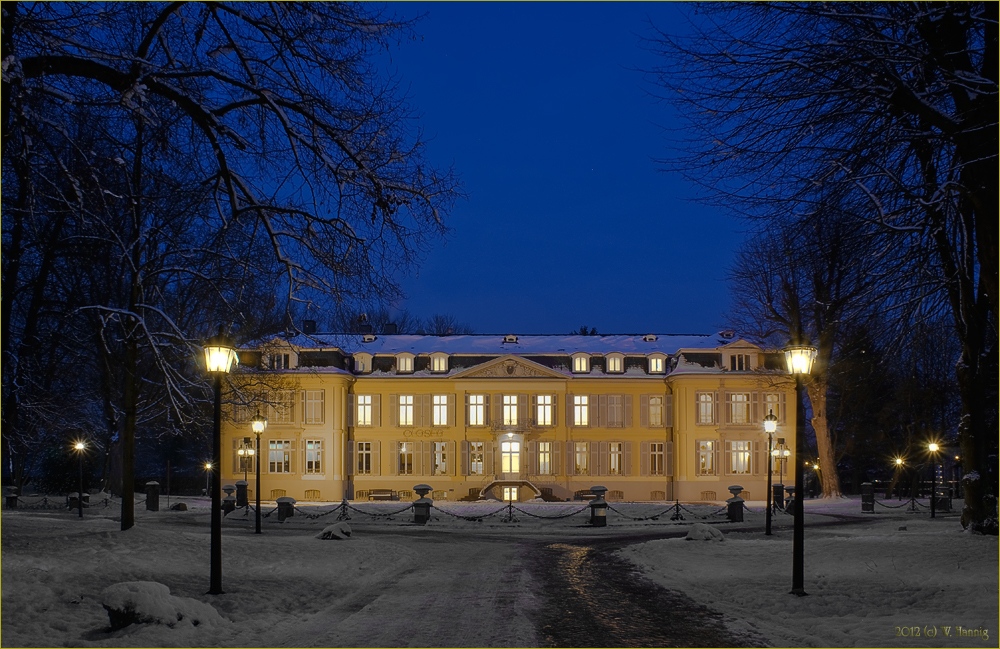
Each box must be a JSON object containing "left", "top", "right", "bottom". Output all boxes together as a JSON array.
[{"left": 258, "top": 332, "right": 729, "bottom": 356}]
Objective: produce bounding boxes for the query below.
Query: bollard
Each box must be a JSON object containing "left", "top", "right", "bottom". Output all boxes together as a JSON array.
[
  {"left": 413, "top": 484, "right": 433, "bottom": 525},
  {"left": 235, "top": 480, "right": 248, "bottom": 508},
  {"left": 861, "top": 482, "right": 875, "bottom": 513},
  {"left": 68, "top": 492, "right": 81, "bottom": 511},
  {"left": 935, "top": 486, "right": 952, "bottom": 513},
  {"left": 276, "top": 496, "right": 296, "bottom": 521},
  {"left": 772, "top": 483, "right": 785, "bottom": 510},
  {"left": 5, "top": 486, "right": 18, "bottom": 509},
  {"left": 726, "top": 485, "right": 744, "bottom": 523},
  {"left": 223, "top": 493, "right": 236, "bottom": 514},
  {"left": 146, "top": 481, "right": 160, "bottom": 511},
  {"left": 589, "top": 485, "right": 608, "bottom": 527}
]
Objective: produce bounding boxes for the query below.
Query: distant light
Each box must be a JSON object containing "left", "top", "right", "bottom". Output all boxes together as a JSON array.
[
  {"left": 894, "top": 457, "right": 904, "bottom": 466},
  {"left": 928, "top": 443, "right": 940, "bottom": 453},
  {"left": 205, "top": 462, "right": 213, "bottom": 471},
  {"left": 74, "top": 441, "right": 86, "bottom": 452},
  {"left": 763, "top": 409, "right": 778, "bottom": 434}
]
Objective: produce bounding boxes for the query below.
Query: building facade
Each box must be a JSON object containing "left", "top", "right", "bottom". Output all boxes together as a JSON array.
[{"left": 222, "top": 330, "right": 798, "bottom": 503}]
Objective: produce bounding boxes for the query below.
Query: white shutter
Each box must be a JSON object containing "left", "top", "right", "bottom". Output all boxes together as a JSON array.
[
  {"left": 484, "top": 442, "right": 495, "bottom": 475},
  {"left": 640, "top": 395, "right": 650, "bottom": 427},
  {"left": 592, "top": 443, "right": 603, "bottom": 477},
  {"left": 389, "top": 394, "right": 398, "bottom": 427},
  {"left": 624, "top": 394, "right": 633, "bottom": 428},
  {"left": 624, "top": 441, "right": 633, "bottom": 476},
  {"left": 461, "top": 440, "right": 470, "bottom": 475},
  {"left": 665, "top": 441, "right": 673, "bottom": 477},
  {"left": 373, "top": 394, "right": 382, "bottom": 427},
  {"left": 640, "top": 441, "right": 650, "bottom": 476},
  {"left": 598, "top": 395, "right": 608, "bottom": 428},
  {"left": 526, "top": 441, "right": 537, "bottom": 475},
  {"left": 664, "top": 394, "right": 673, "bottom": 427},
  {"left": 348, "top": 394, "right": 356, "bottom": 427},
  {"left": 347, "top": 440, "right": 355, "bottom": 476},
  {"left": 519, "top": 393, "right": 528, "bottom": 425}
]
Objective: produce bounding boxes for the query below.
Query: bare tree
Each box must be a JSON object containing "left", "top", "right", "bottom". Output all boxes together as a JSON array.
[
  {"left": 3, "top": 3, "right": 458, "bottom": 528},
  {"left": 652, "top": 2, "right": 997, "bottom": 530}
]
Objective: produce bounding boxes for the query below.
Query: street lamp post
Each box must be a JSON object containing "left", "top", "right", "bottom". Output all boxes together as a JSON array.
[
  {"left": 784, "top": 343, "right": 817, "bottom": 597},
  {"left": 204, "top": 462, "right": 213, "bottom": 496},
  {"left": 237, "top": 438, "right": 254, "bottom": 483},
  {"left": 928, "top": 442, "right": 940, "bottom": 518},
  {"left": 251, "top": 411, "right": 267, "bottom": 534},
  {"left": 203, "top": 326, "right": 238, "bottom": 595},
  {"left": 73, "top": 441, "right": 86, "bottom": 518},
  {"left": 773, "top": 442, "right": 790, "bottom": 495},
  {"left": 763, "top": 409, "right": 779, "bottom": 536}
]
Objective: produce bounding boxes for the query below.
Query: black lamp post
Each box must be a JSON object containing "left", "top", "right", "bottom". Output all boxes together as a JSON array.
[
  {"left": 251, "top": 411, "right": 267, "bottom": 534},
  {"left": 763, "top": 409, "right": 778, "bottom": 536},
  {"left": 73, "top": 441, "right": 87, "bottom": 518},
  {"left": 784, "top": 343, "right": 817, "bottom": 597},
  {"left": 928, "top": 442, "right": 940, "bottom": 518},
  {"left": 203, "top": 326, "right": 238, "bottom": 595}
]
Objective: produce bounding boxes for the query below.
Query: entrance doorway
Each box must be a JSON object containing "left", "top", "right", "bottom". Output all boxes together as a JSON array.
[
  {"left": 501, "top": 439, "right": 520, "bottom": 477},
  {"left": 503, "top": 486, "right": 518, "bottom": 501}
]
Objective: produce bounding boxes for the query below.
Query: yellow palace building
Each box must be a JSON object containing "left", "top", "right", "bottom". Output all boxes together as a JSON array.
[{"left": 223, "top": 326, "right": 798, "bottom": 504}]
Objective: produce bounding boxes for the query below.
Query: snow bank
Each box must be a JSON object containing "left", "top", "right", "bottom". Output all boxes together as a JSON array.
[
  {"left": 315, "top": 522, "right": 352, "bottom": 539},
  {"left": 685, "top": 522, "right": 725, "bottom": 541},
  {"left": 101, "top": 581, "right": 226, "bottom": 630}
]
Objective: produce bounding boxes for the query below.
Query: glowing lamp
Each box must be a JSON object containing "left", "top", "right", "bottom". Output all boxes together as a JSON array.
[
  {"left": 204, "top": 328, "right": 238, "bottom": 374},
  {"left": 784, "top": 345, "right": 817, "bottom": 375},
  {"left": 763, "top": 409, "right": 778, "bottom": 434}
]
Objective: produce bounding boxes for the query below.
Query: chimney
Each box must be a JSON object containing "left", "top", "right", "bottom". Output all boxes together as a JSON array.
[
  {"left": 358, "top": 323, "right": 373, "bottom": 334},
  {"left": 384, "top": 322, "right": 398, "bottom": 335},
  {"left": 303, "top": 320, "right": 317, "bottom": 335}
]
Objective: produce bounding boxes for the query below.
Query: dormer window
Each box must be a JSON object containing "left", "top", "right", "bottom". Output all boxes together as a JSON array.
[
  {"left": 648, "top": 355, "right": 666, "bottom": 374},
  {"left": 606, "top": 353, "right": 624, "bottom": 373},
  {"left": 397, "top": 353, "right": 414, "bottom": 373},
  {"left": 572, "top": 354, "right": 589, "bottom": 373},
  {"left": 268, "top": 353, "right": 291, "bottom": 370},
  {"left": 729, "top": 353, "right": 752, "bottom": 371},
  {"left": 503, "top": 334, "right": 518, "bottom": 344},
  {"left": 354, "top": 352, "right": 372, "bottom": 374},
  {"left": 430, "top": 353, "right": 448, "bottom": 373}
]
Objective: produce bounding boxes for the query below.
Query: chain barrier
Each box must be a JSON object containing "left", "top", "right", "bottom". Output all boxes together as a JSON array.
[
  {"left": 874, "top": 497, "right": 929, "bottom": 510},
  {"left": 510, "top": 502, "right": 590, "bottom": 520},
  {"left": 431, "top": 503, "right": 510, "bottom": 522}
]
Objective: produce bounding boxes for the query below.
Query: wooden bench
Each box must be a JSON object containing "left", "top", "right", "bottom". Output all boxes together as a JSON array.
[
  {"left": 574, "top": 489, "right": 596, "bottom": 501},
  {"left": 368, "top": 489, "right": 397, "bottom": 501}
]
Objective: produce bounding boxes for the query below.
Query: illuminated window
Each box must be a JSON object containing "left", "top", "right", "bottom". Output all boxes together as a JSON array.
[
  {"left": 433, "top": 395, "right": 449, "bottom": 426},
  {"left": 305, "top": 440, "right": 322, "bottom": 474},
  {"left": 730, "top": 354, "right": 751, "bottom": 371},
  {"left": 729, "top": 393, "right": 751, "bottom": 425},
  {"left": 467, "top": 394, "right": 486, "bottom": 426},
  {"left": 431, "top": 355, "right": 448, "bottom": 372},
  {"left": 268, "top": 353, "right": 290, "bottom": 370},
  {"left": 727, "top": 440, "right": 751, "bottom": 474},
  {"left": 503, "top": 486, "right": 518, "bottom": 501},
  {"left": 573, "top": 395, "right": 589, "bottom": 427},
  {"left": 503, "top": 395, "right": 518, "bottom": 426},
  {"left": 697, "top": 440, "right": 716, "bottom": 475},
  {"left": 356, "top": 395, "right": 373, "bottom": 427},
  {"left": 397, "top": 355, "right": 413, "bottom": 373},
  {"left": 398, "top": 395, "right": 414, "bottom": 426},
  {"left": 573, "top": 355, "right": 589, "bottom": 373},
  {"left": 696, "top": 392, "right": 715, "bottom": 425},
  {"left": 501, "top": 440, "right": 520, "bottom": 473},
  {"left": 765, "top": 393, "right": 782, "bottom": 422},
  {"left": 649, "top": 356, "right": 664, "bottom": 373},
  {"left": 267, "top": 391, "right": 295, "bottom": 424},
  {"left": 536, "top": 395, "right": 553, "bottom": 426},
  {"left": 607, "top": 355, "right": 623, "bottom": 373}
]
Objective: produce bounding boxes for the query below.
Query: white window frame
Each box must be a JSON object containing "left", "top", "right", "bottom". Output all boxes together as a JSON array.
[
  {"left": 649, "top": 442, "right": 665, "bottom": 476},
  {"left": 730, "top": 353, "right": 751, "bottom": 371},
  {"left": 501, "top": 439, "right": 520, "bottom": 473},
  {"left": 398, "top": 441, "right": 415, "bottom": 475},
  {"left": 729, "top": 392, "right": 751, "bottom": 425},
  {"left": 268, "top": 391, "right": 295, "bottom": 424},
  {"left": 696, "top": 392, "right": 715, "bottom": 425},
  {"left": 573, "top": 395, "right": 589, "bottom": 427},
  {"left": 696, "top": 440, "right": 716, "bottom": 476},
  {"left": 572, "top": 354, "right": 589, "bottom": 373},
  {"left": 433, "top": 441, "right": 448, "bottom": 475},
  {"left": 727, "top": 440, "right": 752, "bottom": 475},
  {"left": 304, "top": 439, "right": 323, "bottom": 474},
  {"left": 268, "top": 353, "right": 290, "bottom": 370},
  {"left": 765, "top": 393, "right": 782, "bottom": 423},
  {"left": 433, "top": 394, "right": 449, "bottom": 426},
  {"left": 574, "top": 441, "right": 588, "bottom": 475},
  {"left": 303, "top": 390, "right": 325, "bottom": 425},
  {"left": 606, "top": 354, "right": 623, "bottom": 373},
  {"left": 397, "top": 354, "right": 414, "bottom": 373},
  {"left": 607, "top": 395, "right": 624, "bottom": 427},
  {"left": 356, "top": 395, "right": 373, "bottom": 427},
  {"left": 398, "top": 395, "right": 414, "bottom": 427},
  {"left": 648, "top": 396, "right": 663, "bottom": 427},
  {"left": 648, "top": 356, "right": 665, "bottom": 374},
  {"left": 609, "top": 441, "right": 624, "bottom": 475},
  {"left": 430, "top": 354, "right": 448, "bottom": 373},
  {"left": 269, "top": 440, "right": 291, "bottom": 473},
  {"left": 536, "top": 395, "right": 553, "bottom": 426},
  {"left": 502, "top": 395, "right": 518, "bottom": 426},
  {"left": 538, "top": 441, "right": 552, "bottom": 475},
  {"left": 469, "top": 441, "right": 485, "bottom": 475},
  {"left": 468, "top": 394, "right": 486, "bottom": 427},
  {"left": 357, "top": 441, "right": 373, "bottom": 475}
]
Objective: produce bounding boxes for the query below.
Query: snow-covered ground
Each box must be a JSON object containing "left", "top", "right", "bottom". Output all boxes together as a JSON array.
[{"left": 1, "top": 496, "right": 996, "bottom": 647}]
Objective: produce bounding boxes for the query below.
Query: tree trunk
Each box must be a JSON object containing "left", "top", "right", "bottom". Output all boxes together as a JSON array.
[{"left": 806, "top": 378, "right": 842, "bottom": 498}]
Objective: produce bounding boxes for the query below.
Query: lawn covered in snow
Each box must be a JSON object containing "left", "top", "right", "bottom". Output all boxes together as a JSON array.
[{"left": 1, "top": 496, "right": 996, "bottom": 647}]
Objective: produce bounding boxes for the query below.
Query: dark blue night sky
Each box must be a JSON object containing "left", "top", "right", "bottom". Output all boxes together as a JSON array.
[{"left": 383, "top": 2, "right": 741, "bottom": 335}]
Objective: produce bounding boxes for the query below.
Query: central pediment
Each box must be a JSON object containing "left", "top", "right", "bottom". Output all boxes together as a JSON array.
[{"left": 452, "top": 354, "right": 566, "bottom": 379}]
